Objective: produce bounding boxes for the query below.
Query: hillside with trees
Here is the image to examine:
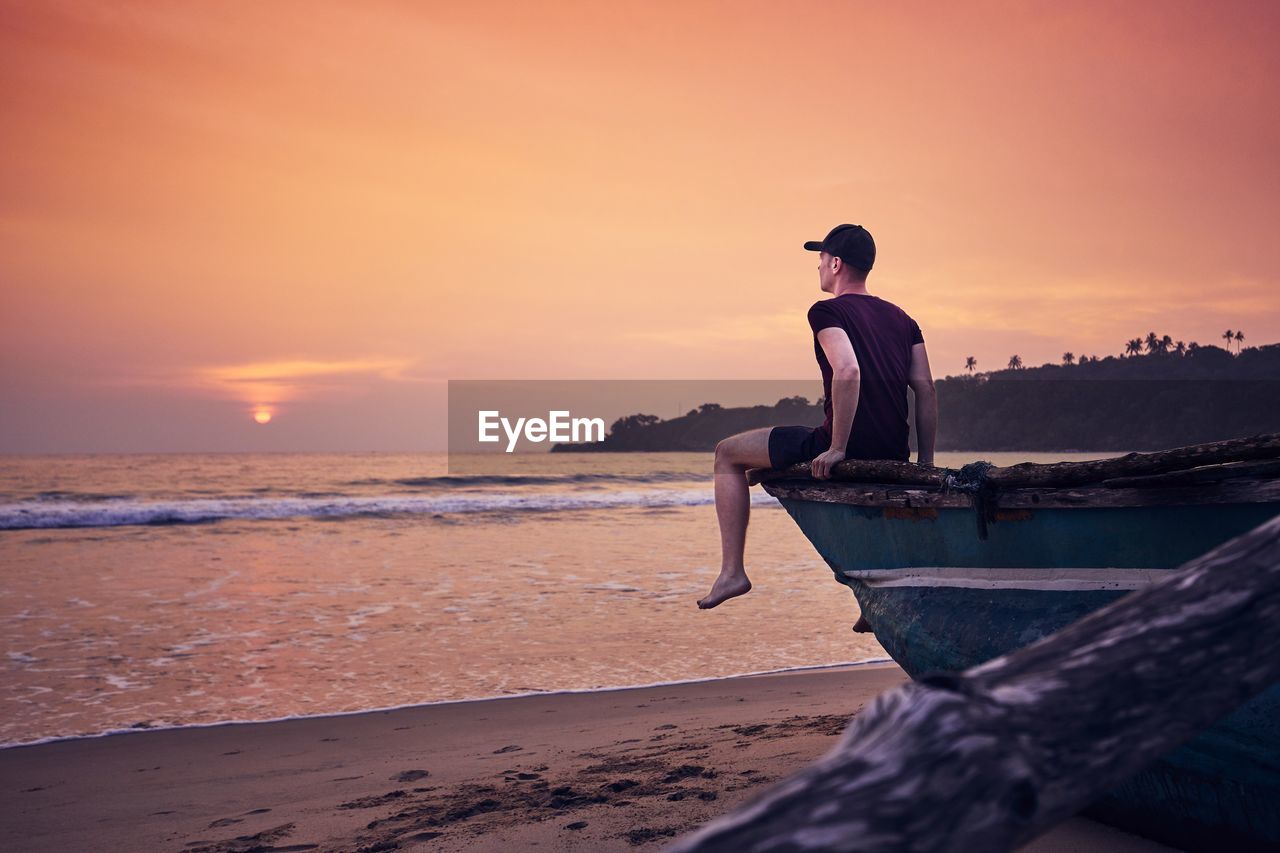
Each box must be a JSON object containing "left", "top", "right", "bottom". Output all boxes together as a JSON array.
[{"left": 553, "top": 336, "right": 1280, "bottom": 453}]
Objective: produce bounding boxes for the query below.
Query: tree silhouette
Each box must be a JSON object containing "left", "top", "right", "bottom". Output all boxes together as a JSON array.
[
  {"left": 1008, "top": 354, "right": 1023, "bottom": 370},
  {"left": 610, "top": 413, "right": 660, "bottom": 434},
  {"left": 1223, "top": 329, "right": 1235, "bottom": 350},
  {"left": 1159, "top": 334, "right": 1173, "bottom": 353},
  {"left": 965, "top": 356, "right": 977, "bottom": 374},
  {"left": 1144, "top": 331, "right": 1160, "bottom": 354},
  {"left": 1125, "top": 338, "right": 1144, "bottom": 357},
  {"left": 1062, "top": 352, "right": 1075, "bottom": 365},
  {"left": 1174, "top": 340, "right": 1186, "bottom": 356},
  {"left": 1235, "top": 330, "right": 1245, "bottom": 353}
]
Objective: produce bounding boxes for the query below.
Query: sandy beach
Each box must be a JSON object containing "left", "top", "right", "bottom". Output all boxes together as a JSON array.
[{"left": 1, "top": 662, "right": 1174, "bottom": 852}]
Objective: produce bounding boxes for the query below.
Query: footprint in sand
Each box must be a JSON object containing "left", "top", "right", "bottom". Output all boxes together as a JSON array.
[
  {"left": 337, "top": 790, "right": 408, "bottom": 810},
  {"left": 403, "top": 831, "right": 443, "bottom": 843},
  {"left": 391, "top": 769, "right": 430, "bottom": 782}
]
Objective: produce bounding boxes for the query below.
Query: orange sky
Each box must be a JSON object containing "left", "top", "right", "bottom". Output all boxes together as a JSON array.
[{"left": 2, "top": 0, "right": 1278, "bottom": 451}]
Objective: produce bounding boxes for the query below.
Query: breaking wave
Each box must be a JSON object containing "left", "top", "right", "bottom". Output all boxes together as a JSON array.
[
  {"left": 349, "top": 471, "right": 710, "bottom": 488},
  {"left": 0, "top": 489, "right": 777, "bottom": 530}
]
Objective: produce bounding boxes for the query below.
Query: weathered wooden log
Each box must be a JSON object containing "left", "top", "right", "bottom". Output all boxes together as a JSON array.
[
  {"left": 666, "top": 512, "right": 1280, "bottom": 853},
  {"left": 985, "top": 432, "right": 1280, "bottom": 487},
  {"left": 748, "top": 459, "right": 945, "bottom": 487},
  {"left": 1100, "top": 458, "right": 1280, "bottom": 489},
  {"left": 748, "top": 432, "right": 1280, "bottom": 489}
]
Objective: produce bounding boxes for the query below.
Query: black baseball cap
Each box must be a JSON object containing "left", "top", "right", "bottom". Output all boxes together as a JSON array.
[{"left": 803, "top": 224, "right": 875, "bottom": 272}]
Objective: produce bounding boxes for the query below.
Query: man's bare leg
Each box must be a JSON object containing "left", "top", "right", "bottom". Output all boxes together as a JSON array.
[{"left": 697, "top": 427, "right": 774, "bottom": 609}]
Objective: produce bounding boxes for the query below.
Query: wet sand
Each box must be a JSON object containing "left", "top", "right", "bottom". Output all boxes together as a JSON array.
[{"left": 0, "top": 662, "right": 1174, "bottom": 852}]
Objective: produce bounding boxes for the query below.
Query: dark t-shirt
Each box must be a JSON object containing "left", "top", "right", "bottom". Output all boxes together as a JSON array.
[{"left": 807, "top": 293, "right": 924, "bottom": 462}]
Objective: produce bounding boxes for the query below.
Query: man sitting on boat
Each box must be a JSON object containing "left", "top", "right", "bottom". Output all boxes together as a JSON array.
[{"left": 697, "top": 223, "right": 939, "bottom": 609}]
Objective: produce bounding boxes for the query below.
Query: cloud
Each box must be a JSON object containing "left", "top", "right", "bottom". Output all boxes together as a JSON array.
[
  {"left": 195, "top": 357, "right": 418, "bottom": 405},
  {"left": 104, "top": 356, "right": 421, "bottom": 407}
]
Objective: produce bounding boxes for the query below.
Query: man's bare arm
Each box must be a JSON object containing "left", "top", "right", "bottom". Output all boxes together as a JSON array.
[
  {"left": 811, "top": 327, "right": 860, "bottom": 478},
  {"left": 908, "top": 342, "right": 937, "bottom": 466}
]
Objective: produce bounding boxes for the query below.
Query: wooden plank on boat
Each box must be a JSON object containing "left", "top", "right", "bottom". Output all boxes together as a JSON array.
[
  {"left": 842, "top": 566, "right": 1164, "bottom": 591},
  {"left": 986, "top": 432, "right": 1280, "bottom": 487},
  {"left": 996, "top": 478, "right": 1280, "bottom": 508},
  {"left": 760, "top": 481, "right": 974, "bottom": 508},
  {"left": 748, "top": 432, "right": 1280, "bottom": 489},
  {"left": 1101, "top": 459, "right": 1280, "bottom": 489},
  {"left": 668, "top": 513, "right": 1280, "bottom": 853}
]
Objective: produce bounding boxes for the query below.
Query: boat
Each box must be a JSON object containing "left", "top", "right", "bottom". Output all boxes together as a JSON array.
[{"left": 749, "top": 434, "right": 1280, "bottom": 852}]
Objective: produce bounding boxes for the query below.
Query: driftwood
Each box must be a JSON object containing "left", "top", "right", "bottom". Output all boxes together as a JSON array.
[
  {"left": 748, "top": 432, "right": 1280, "bottom": 489},
  {"left": 666, "top": 513, "right": 1280, "bottom": 853}
]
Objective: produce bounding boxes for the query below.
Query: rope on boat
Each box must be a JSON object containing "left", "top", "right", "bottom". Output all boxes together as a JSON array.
[
  {"left": 941, "top": 460, "right": 996, "bottom": 493},
  {"left": 941, "top": 461, "right": 998, "bottom": 540}
]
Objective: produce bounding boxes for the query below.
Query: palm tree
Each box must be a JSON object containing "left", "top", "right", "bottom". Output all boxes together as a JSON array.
[
  {"left": 1062, "top": 352, "right": 1075, "bottom": 365},
  {"left": 1223, "top": 329, "right": 1234, "bottom": 350},
  {"left": 965, "top": 356, "right": 977, "bottom": 374},
  {"left": 1144, "top": 331, "right": 1160, "bottom": 353},
  {"left": 1235, "top": 330, "right": 1245, "bottom": 353},
  {"left": 1174, "top": 340, "right": 1186, "bottom": 356},
  {"left": 1125, "top": 338, "right": 1144, "bottom": 357},
  {"left": 1007, "top": 354, "right": 1022, "bottom": 370},
  {"left": 1159, "top": 334, "right": 1173, "bottom": 354}
]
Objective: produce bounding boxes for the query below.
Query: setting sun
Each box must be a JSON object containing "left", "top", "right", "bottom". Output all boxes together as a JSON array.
[{"left": 253, "top": 410, "right": 272, "bottom": 425}]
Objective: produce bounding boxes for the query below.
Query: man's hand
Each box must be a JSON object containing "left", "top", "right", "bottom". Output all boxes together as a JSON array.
[{"left": 810, "top": 448, "right": 847, "bottom": 480}]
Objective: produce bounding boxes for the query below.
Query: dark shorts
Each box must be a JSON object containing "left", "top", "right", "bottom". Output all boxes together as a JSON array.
[{"left": 768, "top": 425, "right": 831, "bottom": 470}]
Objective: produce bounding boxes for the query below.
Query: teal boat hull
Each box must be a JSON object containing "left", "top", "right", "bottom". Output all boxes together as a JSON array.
[{"left": 775, "top": 496, "right": 1280, "bottom": 851}]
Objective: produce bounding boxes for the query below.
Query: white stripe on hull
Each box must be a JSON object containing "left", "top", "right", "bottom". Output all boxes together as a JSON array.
[{"left": 841, "top": 567, "right": 1165, "bottom": 591}]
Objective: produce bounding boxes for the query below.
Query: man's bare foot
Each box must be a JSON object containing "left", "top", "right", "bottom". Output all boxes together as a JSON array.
[{"left": 697, "top": 573, "right": 752, "bottom": 609}]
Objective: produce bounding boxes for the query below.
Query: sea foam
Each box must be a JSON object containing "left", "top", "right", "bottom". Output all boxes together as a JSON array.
[{"left": 0, "top": 489, "right": 779, "bottom": 530}]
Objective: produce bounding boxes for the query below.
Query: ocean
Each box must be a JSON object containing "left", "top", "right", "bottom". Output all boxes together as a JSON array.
[{"left": 0, "top": 450, "right": 1112, "bottom": 747}]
